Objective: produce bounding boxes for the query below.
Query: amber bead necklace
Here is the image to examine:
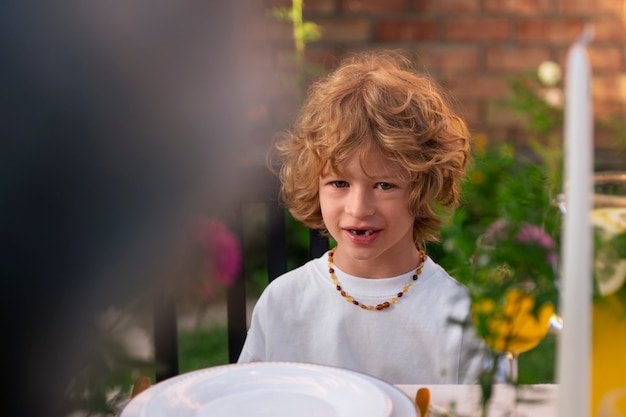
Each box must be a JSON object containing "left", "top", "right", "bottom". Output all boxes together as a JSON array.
[{"left": 328, "top": 248, "right": 427, "bottom": 311}]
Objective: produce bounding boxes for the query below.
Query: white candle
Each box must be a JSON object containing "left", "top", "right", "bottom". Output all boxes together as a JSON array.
[{"left": 557, "top": 25, "right": 594, "bottom": 417}]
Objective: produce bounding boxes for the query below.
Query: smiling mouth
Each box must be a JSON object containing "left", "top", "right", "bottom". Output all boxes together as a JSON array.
[{"left": 349, "top": 229, "right": 375, "bottom": 236}]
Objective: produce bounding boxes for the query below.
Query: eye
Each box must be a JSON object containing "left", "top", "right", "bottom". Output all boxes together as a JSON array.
[
  {"left": 376, "top": 182, "right": 394, "bottom": 190},
  {"left": 331, "top": 180, "right": 348, "bottom": 188}
]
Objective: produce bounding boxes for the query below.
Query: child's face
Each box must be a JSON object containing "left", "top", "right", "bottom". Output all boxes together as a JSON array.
[{"left": 319, "top": 147, "right": 419, "bottom": 277}]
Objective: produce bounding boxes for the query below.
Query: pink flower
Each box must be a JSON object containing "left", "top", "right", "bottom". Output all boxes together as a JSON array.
[
  {"left": 515, "top": 223, "right": 555, "bottom": 250},
  {"left": 483, "top": 219, "right": 558, "bottom": 268},
  {"left": 197, "top": 218, "right": 241, "bottom": 298},
  {"left": 483, "top": 219, "right": 507, "bottom": 243},
  {"left": 516, "top": 223, "right": 558, "bottom": 268}
]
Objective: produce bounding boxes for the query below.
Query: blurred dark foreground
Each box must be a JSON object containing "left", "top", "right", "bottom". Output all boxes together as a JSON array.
[{"left": 0, "top": 1, "right": 253, "bottom": 415}]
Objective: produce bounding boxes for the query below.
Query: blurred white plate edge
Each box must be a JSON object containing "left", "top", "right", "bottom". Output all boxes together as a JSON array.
[{"left": 120, "top": 362, "right": 410, "bottom": 417}]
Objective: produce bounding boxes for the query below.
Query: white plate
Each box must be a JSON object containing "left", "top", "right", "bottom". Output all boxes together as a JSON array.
[
  {"left": 121, "top": 362, "right": 394, "bottom": 417},
  {"left": 359, "top": 374, "right": 418, "bottom": 417}
]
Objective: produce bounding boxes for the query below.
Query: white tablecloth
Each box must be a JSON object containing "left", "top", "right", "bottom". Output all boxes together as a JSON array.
[{"left": 395, "top": 384, "right": 558, "bottom": 417}]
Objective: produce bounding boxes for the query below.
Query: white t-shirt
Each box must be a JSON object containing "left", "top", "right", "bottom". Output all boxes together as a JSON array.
[{"left": 238, "top": 252, "right": 486, "bottom": 384}]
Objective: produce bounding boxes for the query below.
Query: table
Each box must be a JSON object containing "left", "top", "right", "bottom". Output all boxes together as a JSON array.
[{"left": 396, "top": 384, "right": 558, "bottom": 416}]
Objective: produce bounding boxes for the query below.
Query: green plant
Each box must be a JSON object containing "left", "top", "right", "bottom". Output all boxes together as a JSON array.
[
  {"left": 178, "top": 326, "right": 230, "bottom": 372},
  {"left": 270, "top": 0, "right": 324, "bottom": 87},
  {"left": 432, "top": 144, "right": 561, "bottom": 397},
  {"left": 432, "top": 62, "right": 571, "bottom": 318},
  {"left": 267, "top": 0, "right": 325, "bottom": 126},
  {"left": 427, "top": 64, "right": 568, "bottom": 413}
]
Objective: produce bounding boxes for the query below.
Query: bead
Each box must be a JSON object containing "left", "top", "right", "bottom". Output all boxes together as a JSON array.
[{"left": 327, "top": 247, "right": 426, "bottom": 311}]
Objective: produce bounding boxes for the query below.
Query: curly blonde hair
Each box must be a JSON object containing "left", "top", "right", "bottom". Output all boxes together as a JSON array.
[{"left": 272, "top": 49, "right": 471, "bottom": 247}]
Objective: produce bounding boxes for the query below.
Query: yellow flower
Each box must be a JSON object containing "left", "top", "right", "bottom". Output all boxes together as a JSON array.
[{"left": 472, "top": 289, "right": 554, "bottom": 354}]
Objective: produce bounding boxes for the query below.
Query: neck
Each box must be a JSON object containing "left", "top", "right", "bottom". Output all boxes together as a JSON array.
[
  {"left": 331, "top": 245, "right": 424, "bottom": 278},
  {"left": 327, "top": 247, "right": 427, "bottom": 310}
]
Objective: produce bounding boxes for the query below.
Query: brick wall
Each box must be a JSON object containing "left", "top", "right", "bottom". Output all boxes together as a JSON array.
[{"left": 236, "top": 0, "right": 626, "bottom": 165}]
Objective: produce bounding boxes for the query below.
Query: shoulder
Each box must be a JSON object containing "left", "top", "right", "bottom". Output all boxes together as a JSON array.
[
  {"left": 258, "top": 253, "right": 329, "bottom": 298},
  {"left": 420, "top": 257, "right": 472, "bottom": 317},
  {"left": 423, "top": 257, "right": 468, "bottom": 292},
  {"left": 249, "top": 253, "right": 333, "bottom": 321}
]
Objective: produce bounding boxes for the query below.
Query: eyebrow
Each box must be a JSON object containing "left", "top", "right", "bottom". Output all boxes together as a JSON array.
[{"left": 319, "top": 160, "right": 406, "bottom": 180}]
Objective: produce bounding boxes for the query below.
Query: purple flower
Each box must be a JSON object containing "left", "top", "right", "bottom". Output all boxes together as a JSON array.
[
  {"left": 483, "top": 219, "right": 507, "bottom": 243},
  {"left": 483, "top": 219, "right": 558, "bottom": 268},
  {"left": 515, "top": 223, "right": 555, "bottom": 250}
]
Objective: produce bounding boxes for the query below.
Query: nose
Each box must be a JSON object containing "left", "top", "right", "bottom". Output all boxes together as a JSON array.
[{"left": 345, "top": 187, "right": 375, "bottom": 218}]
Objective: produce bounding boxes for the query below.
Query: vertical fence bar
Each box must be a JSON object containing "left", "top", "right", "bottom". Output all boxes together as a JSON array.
[
  {"left": 309, "top": 229, "right": 329, "bottom": 258},
  {"left": 267, "top": 194, "right": 287, "bottom": 282},
  {"left": 226, "top": 199, "right": 247, "bottom": 363},
  {"left": 153, "top": 291, "right": 178, "bottom": 382}
]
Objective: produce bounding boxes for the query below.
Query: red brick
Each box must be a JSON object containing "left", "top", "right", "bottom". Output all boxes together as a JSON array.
[
  {"left": 413, "top": 0, "right": 480, "bottom": 13},
  {"left": 587, "top": 47, "right": 623, "bottom": 72},
  {"left": 265, "top": 0, "right": 292, "bottom": 8},
  {"left": 257, "top": 18, "right": 293, "bottom": 44},
  {"left": 595, "top": 134, "right": 624, "bottom": 151},
  {"left": 274, "top": 47, "right": 303, "bottom": 71},
  {"left": 557, "top": 0, "right": 624, "bottom": 15},
  {"left": 593, "top": 101, "right": 625, "bottom": 120},
  {"left": 313, "top": 18, "right": 372, "bottom": 42},
  {"left": 486, "top": 46, "right": 552, "bottom": 71},
  {"left": 557, "top": 47, "right": 623, "bottom": 82},
  {"left": 416, "top": 45, "right": 480, "bottom": 72},
  {"left": 375, "top": 19, "right": 440, "bottom": 42},
  {"left": 457, "top": 100, "right": 481, "bottom": 127},
  {"left": 518, "top": 19, "right": 584, "bottom": 43},
  {"left": 486, "top": 101, "right": 524, "bottom": 128},
  {"left": 234, "top": 0, "right": 269, "bottom": 16},
  {"left": 478, "top": 127, "right": 523, "bottom": 146},
  {"left": 483, "top": 0, "right": 553, "bottom": 14},
  {"left": 341, "top": 0, "right": 406, "bottom": 12},
  {"left": 303, "top": 47, "right": 341, "bottom": 72},
  {"left": 253, "top": 0, "right": 626, "bottom": 160},
  {"left": 446, "top": 74, "right": 510, "bottom": 99},
  {"left": 446, "top": 18, "right": 512, "bottom": 41},
  {"left": 594, "top": 104, "right": 626, "bottom": 150},
  {"left": 592, "top": 74, "right": 626, "bottom": 102},
  {"left": 304, "top": 0, "right": 338, "bottom": 13},
  {"left": 592, "top": 19, "right": 626, "bottom": 43},
  {"left": 594, "top": 100, "right": 626, "bottom": 150}
]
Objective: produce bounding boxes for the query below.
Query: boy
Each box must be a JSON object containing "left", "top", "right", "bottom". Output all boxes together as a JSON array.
[{"left": 238, "top": 50, "right": 485, "bottom": 384}]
